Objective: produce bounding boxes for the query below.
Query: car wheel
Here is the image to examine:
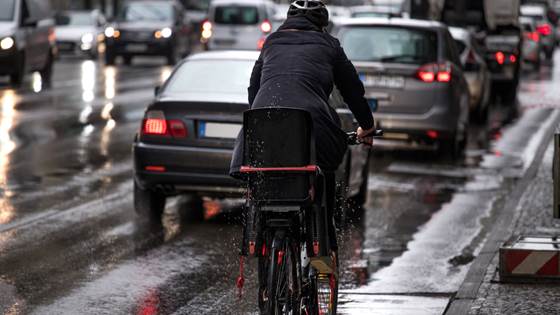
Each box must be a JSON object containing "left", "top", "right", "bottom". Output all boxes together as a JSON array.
[
  {"left": 123, "top": 56, "right": 133, "bottom": 66},
  {"left": 134, "top": 181, "right": 166, "bottom": 222},
  {"left": 440, "top": 129, "right": 466, "bottom": 161},
  {"left": 10, "top": 52, "right": 25, "bottom": 87},
  {"left": 105, "top": 51, "right": 116, "bottom": 65},
  {"left": 40, "top": 50, "right": 54, "bottom": 88},
  {"left": 545, "top": 48, "right": 554, "bottom": 60},
  {"left": 166, "top": 48, "right": 177, "bottom": 65}
]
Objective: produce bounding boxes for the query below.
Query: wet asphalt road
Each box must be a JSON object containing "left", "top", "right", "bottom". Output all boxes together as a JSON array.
[{"left": 0, "top": 52, "right": 559, "bottom": 315}]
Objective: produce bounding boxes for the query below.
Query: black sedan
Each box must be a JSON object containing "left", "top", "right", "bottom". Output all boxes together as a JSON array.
[
  {"left": 132, "top": 51, "right": 371, "bottom": 220},
  {"left": 104, "top": 0, "right": 191, "bottom": 65}
]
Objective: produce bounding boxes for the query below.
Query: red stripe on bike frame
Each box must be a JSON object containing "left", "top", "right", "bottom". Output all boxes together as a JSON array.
[{"left": 239, "top": 165, "right": 318, "bottom": 173}]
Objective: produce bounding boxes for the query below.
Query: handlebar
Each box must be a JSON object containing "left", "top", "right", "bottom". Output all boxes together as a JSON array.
[{"left": 347, "top": 129, "right": 384, "bottom": 145}]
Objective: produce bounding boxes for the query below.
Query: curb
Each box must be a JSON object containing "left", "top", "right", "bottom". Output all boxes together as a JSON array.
[{"left": 444, "top": 110, "right": 560, "bottom": 315}]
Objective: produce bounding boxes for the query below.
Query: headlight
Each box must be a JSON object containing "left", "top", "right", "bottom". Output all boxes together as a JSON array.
[
  {"left": 0, "top": 37, "right": 14, "bottom": 50},
  {"left": 81, "top": 33, "right": 94, "bottom": 44},
  {"left": 161, "top": 27, "right": 172, "bottom": 38},
  {"left": 155, "top": 27, "right": 173, "bottom": 39},
  {"left": 105, "top": 27, "right": 119, "bottom": 38}
]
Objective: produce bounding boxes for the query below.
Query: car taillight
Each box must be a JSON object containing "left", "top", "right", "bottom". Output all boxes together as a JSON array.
[
  {"left": 260, "top": 20, "right": 272, "bottom": 33},
  {"left": 495, "top": 51, "right": 505, "bottom": 65},
  {"left": 143, "top": 118, "right": 167, "bottom": 135},
  {"left": 257, "top": 37, "right": 266, "bottom": 50},
  {"left": 416, "top": 62, "right": 452, "bottom": 83},
  {"left": 201, "top": 19, "right": 212, "bottom": 40},
  {"left": 169, "top": 119, "right": 187, "bottom": 138},
  {"left": 537, "top": 24, "right": 551, "bottom": 36},
  {"left": 526, "top": 31, "right": 540, "bottom": 42},
  {"left": 141, "top": 111, "right": 187, "bottom": 138},
  {"left": 509, "top": 54, "right": 517, "bottom": 63}
]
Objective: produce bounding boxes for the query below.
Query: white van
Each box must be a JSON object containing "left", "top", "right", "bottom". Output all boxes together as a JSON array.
[{"left": 203, "top": 0, "right": 277, "bottom": 51}]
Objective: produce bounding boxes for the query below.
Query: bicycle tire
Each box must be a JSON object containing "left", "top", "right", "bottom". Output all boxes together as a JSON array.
[{"left": 265, "top": 231, "right": 302, "bottom": 315}]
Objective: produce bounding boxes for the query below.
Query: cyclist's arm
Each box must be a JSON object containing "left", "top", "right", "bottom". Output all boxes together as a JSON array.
[
  {"left": 248, "top": 54, "right": 264, "bottom": 106},
  {"left": 332, "top": 42, "right": 374, "bottom": 131}
]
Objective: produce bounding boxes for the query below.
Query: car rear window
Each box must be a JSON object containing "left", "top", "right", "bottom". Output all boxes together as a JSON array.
[
  {"left": 163, "top": 59, "right": 254, "bottom": 95},
  {"left": 214, "top": 6, "right": 259, "bottom": 25},
  {"left": 339, "top": 26, "right": 438, "bottom": 64}
]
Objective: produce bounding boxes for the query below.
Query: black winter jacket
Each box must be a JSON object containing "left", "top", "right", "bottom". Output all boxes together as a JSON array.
[{"left": 230, "top": 16, "right": 374, "bottom": 175}]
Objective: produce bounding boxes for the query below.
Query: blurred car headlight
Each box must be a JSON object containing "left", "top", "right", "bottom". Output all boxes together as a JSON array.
[
  {"left": 155, "top": 27, "right": 173, "bottom": 39},
  {"left": 104, "top": 27, "right": 120, "bottom": 39},
  {"left": 161, "top": 27, "right": 172, "bottom": 38},
  {"left": 0, "top": 37, "right": 14, "bottom": 50},
  {"left": 81, "top": 33, "right": 94, "bottom": 44}
]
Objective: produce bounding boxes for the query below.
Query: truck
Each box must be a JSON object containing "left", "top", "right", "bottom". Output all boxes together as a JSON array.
[{"left": 406, "top": 0, "right": 523, "bottom": 105}]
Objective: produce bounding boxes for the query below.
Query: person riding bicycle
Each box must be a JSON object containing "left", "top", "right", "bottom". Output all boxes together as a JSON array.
[{"left": 230, "top": 0, "right": 375, "bottom": 257}]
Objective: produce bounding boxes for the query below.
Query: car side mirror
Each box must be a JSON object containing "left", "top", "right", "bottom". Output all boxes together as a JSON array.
[
  {"left": 154, "top": 86, "right": 161, "bottom": 96},
  {"left": 23, "top": 18, "right": 38, "bottom": 27}
]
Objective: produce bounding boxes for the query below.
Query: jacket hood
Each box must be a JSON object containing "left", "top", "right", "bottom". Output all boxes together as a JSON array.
[{"left": 278, "top": 16, "right": 324, "bottom": 32}]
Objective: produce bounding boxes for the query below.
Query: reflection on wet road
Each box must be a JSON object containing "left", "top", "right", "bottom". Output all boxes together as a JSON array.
[{"left": 0, "top": 53, "right": 559, "bottom": 314}]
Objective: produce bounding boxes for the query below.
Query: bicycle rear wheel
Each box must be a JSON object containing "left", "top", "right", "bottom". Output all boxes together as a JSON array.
[{"left": 264, "top": 231, "right": 301, "bottom": 315}]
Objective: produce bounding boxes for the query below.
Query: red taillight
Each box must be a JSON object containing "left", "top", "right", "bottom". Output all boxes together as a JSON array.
[
  {"left": 260, "top": 20, "right": 272, "bottom": 33},
  {"left": 142, "top": 111, "right": 187, "bottom": 138},
  {"left": 417, "top": 63, "right": 451, "bottom": 83},
  {"left": 143, "top": 118, "right": 167, "bottom": 135},
  {"left": 145, "top": 166, "right": 166, "bottom": 172},
  {"left": 495, "top": 51, "right": 505, "bottom": 65},
  {"left": 509, "top": 54, "right": 517, "bottom": 63},
  {"left": 169, "top": 119, "right": 187, "bottom": 138},
  {"left": 526, "top": 31, "right": 540, "bottom": 42},
  {"left": 426, "top": 130, "right": 439, "bottom": 139},
  {"left": 257, "top": 37, "right": 266, "bottom": 50},
  {"left": 537, "top": 24, "right": 551, "bottom": 36}
]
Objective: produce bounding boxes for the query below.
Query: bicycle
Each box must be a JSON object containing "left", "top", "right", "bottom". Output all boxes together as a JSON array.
[{"left": 236, "top": 107, "right": 381, "bottom": 315}]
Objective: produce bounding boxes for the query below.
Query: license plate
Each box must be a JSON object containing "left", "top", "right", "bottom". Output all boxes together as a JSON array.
[
  {"left": 57, "top": 43, "right": 74, "bottom": 50},
  {"left": 125, "top": 44, "right": 148, "bottom": 52},
  {"left": 361, "top": 74, "right": 405, "bottom": 89},
  {"left": 214, "top": 38, "right": 236, "bottom": 45},
  {"left": 199, "top": 121, "right": 241, "bottom": 139}
]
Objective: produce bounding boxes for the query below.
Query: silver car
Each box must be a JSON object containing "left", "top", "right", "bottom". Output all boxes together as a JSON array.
[
  {"left": 449, "top": 27, "right": 491, "bottom": 123},
  {"left": 55, "top": 10, "right": 106, "bottom": 59},
  {"left": 521, "top": 4, "right": 556, "bottom": 60},
  {"left": 203, "top": 0, "right": 277, "bottom": 51},
  {"left": 334, "top": 18, "right": 470, "bottom": 158},
  {"left": 520, "top": 16, "right": 542, "bottom": 69}
]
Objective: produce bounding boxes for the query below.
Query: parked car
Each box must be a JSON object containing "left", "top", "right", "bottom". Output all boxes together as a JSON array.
[
  {"left": 350, "top": 5, "right": 401, "bottom": 18},
  {"left": 104, "top": 0, "right": 191, "bottom": 66},
  {"left": 55, "top": 10, "right": 106, "bottom": 59},
  {"left": 0, "top": 0, "right": 56, "bottom": 86},
  {"left": 521, "top": 4, "right": 556, "bottom": 60},
  {"left": 132, "top": 51, "right": 371, "bottom": 219},
  {"left": 202, "top": 0, "right": 277, "bottom": 51},
  {"left": 334, "top": 18, "right": 470, "bottom": 158},
  {"left": 519, "top": 16, "right": 543, "bottom": 69},
  {"left": 449, "top": 27, "right": 491, "bottom": 123}
]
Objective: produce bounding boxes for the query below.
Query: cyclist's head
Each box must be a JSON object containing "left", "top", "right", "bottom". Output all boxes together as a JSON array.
[{"left": 288, "top": 0, "right": 329, "bottom": 28}]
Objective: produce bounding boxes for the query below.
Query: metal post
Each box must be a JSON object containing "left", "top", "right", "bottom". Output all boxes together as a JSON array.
[{"left": 554, "top": 132, "right": 560, "bottom": 219}]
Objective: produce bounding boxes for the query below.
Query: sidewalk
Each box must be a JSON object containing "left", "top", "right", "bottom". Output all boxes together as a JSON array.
[{"left": 451, "top": 141, "right": 560, "bottom": 315}]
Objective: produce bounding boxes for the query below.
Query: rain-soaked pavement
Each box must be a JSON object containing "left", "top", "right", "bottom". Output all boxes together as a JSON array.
[{"left": 0, "top": 52, "right": 559, "bottom": 315}]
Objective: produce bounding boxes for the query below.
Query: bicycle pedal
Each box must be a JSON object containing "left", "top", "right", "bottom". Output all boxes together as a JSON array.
[{"left": 310, "top": 257, "right": 334, "bottom": 274}]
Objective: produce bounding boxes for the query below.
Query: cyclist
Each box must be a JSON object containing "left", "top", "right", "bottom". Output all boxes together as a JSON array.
[{"left": 230, "top": 0, "right": 375, "bottom": 265}]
